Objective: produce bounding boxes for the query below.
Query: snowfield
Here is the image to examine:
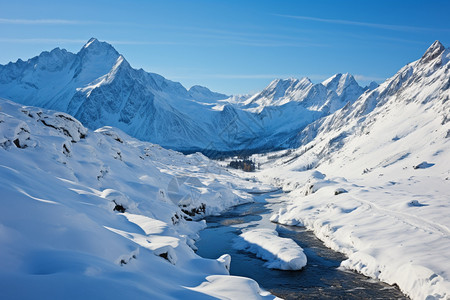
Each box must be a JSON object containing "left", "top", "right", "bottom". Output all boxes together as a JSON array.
[
  {"left": 234, "top": 228, "right": 307, "bottom": 270},
  {"left": 0, "top": 98, "right": 277, "bottom": 299},
  {"left": 253, "top": 41, "right": 450, "bottom": 299}
]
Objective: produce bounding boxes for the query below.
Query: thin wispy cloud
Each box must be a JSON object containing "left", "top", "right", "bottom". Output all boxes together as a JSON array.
[
  {"left": 184, "top": 32, "right": 328, "bottom": 48},
  {"left": 0, "top": 18, "right": 90, "bottom": 25},
  {"left": 107, "top": 40, "right": 180, "bottom": 45},
  {"left": 275, "top": 14, "right": 443, "bottom": 32},
  {"left": 0, "top": 38, "right": 180, "bottom": 46},
  {"left": 148, "top": 24, "right": 329, "bottom": 48},
  {"left": 162, "top": 25, "right": 317, "bottom": 41},
  {"left": 0, "top": 38, "right": 88, "bottom": 43},
  {"left": 232, "top": 41, "right": 326, "bottom": 48},
  {"left": 0, "top": 18, "right": 136, "bottom": 27}
]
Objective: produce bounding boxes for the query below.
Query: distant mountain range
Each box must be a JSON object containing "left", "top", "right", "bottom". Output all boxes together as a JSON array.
[
  {"left": 288, "top": 40, "right": 449, "bottom": 152},
  {"left": 0, "top": 38, "right": 374, "bottom": 156}
]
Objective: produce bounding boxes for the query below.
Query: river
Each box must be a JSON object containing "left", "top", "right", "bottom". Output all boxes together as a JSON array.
[{"left": 195, "top": 191, "right": 408, "bottom": 299}]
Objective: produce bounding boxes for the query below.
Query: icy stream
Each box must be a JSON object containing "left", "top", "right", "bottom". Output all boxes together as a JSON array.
[{"left": 196, "top": 191, "right": 408, "bottom": 299}]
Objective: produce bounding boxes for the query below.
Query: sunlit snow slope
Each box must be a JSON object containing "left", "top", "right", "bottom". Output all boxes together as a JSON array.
[
  {"left": 255, "top": 41, "right": 450, "bottom": 300},
  {"left": 0, "top": 98, "right": 277, "bottom": 299}
]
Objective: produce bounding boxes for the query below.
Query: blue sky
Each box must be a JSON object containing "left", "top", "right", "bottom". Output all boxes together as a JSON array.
[{"left": 1, "top": 0, "right": 450, "bottom": 94}]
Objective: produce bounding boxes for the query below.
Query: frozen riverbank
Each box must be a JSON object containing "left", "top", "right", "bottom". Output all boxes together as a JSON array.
[{"left": 196, "top": 191, "right": 408, "bottom": 299}]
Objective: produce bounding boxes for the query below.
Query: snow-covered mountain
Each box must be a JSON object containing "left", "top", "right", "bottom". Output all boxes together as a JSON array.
[
  {"left": 241, "top": 74, "right": 364, "bottom": 114},
  {"left": 0, "top": 38, "right": 215, "bottom": 152},
  {"left": 0, "top": 97, "right": 277, "bottom": 299},
  {"left": 252, "top": 40, "right": 450, "bottom": 299},
  {"left": 0, "top": 38, "right": 367, "bottom": 155},
  {"left": 188, "top": 85, "right": 229, "bottom": 103},
  {"left": 286, "top": 40, "right": 449, "bottom": 150},
  {"left": 364, "top": 81, "right": 379, "bottom": 91}
]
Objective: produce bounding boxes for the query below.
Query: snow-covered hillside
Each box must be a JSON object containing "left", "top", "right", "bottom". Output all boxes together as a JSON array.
[
  {"left": 253, "top": 41, "right": 450, "bottom": 299},
  {"left": 188, "top": 85, "right": 229, "bottom": 103},
  {"left": 0, "top": 38, "right": 368, "bottom": 155},
  {"left": 0, "top": 97, "right": 278, "bottom": 299}
]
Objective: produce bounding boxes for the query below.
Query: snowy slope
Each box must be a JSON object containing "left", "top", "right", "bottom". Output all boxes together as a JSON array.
[
  {"left": 188, "top": 85, "right": 229, "bottom": 103},
  {"left": 0, "top": 38, "right": 366, "bottom": 155},
  {"left": 253, "top": 41, "right": 450, "bottom": 299},
  {"left": 0, "top": 97, "right": 278, "bottom": 299}
]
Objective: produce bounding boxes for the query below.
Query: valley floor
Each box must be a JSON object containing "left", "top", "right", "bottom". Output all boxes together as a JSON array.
[
  {"left": 227, "top": 154, "right": 450, "bottom": 300},
  {"left": 196, "top": 190, "right": 408, "bottom": 299}
]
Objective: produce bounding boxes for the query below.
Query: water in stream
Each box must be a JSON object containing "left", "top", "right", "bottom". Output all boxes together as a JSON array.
[{"left": 196, "top": 191, "right": 408, "bottom": 299}]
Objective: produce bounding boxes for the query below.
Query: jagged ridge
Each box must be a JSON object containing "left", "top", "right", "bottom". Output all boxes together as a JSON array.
[{"left": 0, "top": 38, "right": 369, "bottom": 155}]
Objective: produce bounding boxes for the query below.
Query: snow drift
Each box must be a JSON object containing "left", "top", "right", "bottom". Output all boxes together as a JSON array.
[
  {"left": 234, "top": 228, "right": 307, "bottom": 270},
  {"left": 0, "top": 97, "right": 277, "bottom": 299}
]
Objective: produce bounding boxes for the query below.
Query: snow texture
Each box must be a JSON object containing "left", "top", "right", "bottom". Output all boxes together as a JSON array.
[
  {"left": 0, "top": 98, "right": 277, "bottom": 299},
  {"left": 234, "top": 228, "right": 307, "bottom": 270},
  {"left": 252, "top": 41, "right": 450, "bottom": 300}
]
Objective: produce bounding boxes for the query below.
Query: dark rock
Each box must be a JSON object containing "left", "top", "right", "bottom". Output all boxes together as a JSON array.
[
  {"left": 113, "top": 201, "right": 126, "bottom": 213},
  {"left": 181, "top": 203, "right": 206, "bottom": 218},
  {"left": 413, "top": 162, "right": 435, "bottom": 169},
  {"left": 334, "top": 188, "right": 347, "bottom": 195},
  {"left": 158, "top": 252, "right": 169, "bottom": 261}
]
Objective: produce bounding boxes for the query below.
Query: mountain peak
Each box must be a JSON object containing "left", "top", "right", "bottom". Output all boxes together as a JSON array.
[
  {"left": 364, "top": 81, "right": 379, "bottom": 91},
  {"left": 71, "top": 39, "right": 122, "bottom": 85},
  {"left": 78, "top": 38, "right": 120, "bottom": 60},
  {"left": 188, "top": 85, "right": 228, "bottom": 103},
  {"left": 84, "top": 37, "right": 99, "bottom": 48},
  {"left": 421, "top": 40, "right": 445, "bottom": 63},
  {"left": 426, "top": 40, "right": 444, "bottom": 53},
  {"left": 80, "top": 38, "right": 119, "bottom": 56},
  {"left": 189, "top": 85, "right": 212, "bottom": 93},
  {"left": 263, "top": 77, "right": 313, "bottom": 97},
  {"left": 322, "top": 73, "right": 342, "bottom": 86},
  {"left": 322, "top": 73, "right": 360, "bottom": 96},
  {"left": 298, "top": 76, "right": 312, "bottom": 84}
]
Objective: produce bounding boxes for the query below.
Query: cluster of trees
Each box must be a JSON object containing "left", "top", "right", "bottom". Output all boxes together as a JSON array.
[{"left": 228, "top": 157, "right": 256, "bottom": 172}]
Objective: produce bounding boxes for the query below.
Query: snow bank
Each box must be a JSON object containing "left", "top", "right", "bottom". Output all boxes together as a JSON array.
[
  {"left": 234, "top": 228, "right": 307, "bottom": 270},
  {"left": 187, "top": 275, "right": 279, "bottom": 300},
  {"left": 0, "top": 98, "right": 277, "bottom": 299}
]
